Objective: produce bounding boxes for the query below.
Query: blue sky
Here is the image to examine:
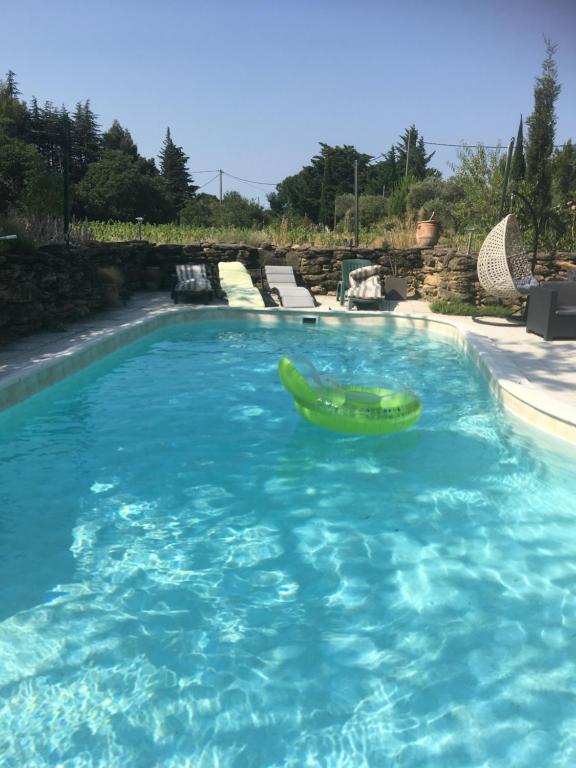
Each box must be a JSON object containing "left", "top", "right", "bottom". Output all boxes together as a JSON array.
[{"left": 3, "top": 0, "right": 576, "bottom": 205}]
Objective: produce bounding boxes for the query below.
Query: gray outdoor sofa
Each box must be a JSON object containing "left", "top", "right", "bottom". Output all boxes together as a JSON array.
[{"left": 526, "top": 281, "right": 576, "bottom": 341}]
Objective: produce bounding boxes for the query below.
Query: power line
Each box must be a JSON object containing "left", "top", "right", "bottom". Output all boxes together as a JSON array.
[
  {"left": 227, "top": 177, "right": 274, "bottom": 197},
  {"left": 196, "top": 173, "right": 221, "bottom": 191},
  {"left": 424, "top": 141, "right": 506, "bottom": 150},
  {"left": 189, "top": 169, "right": 220, "bottom": 174},
  {"left": 223, "top": 171, "right": 277, "bottom": 186},
  {"left": 423, "top": 139, "right": 571, "bottom": 150}
]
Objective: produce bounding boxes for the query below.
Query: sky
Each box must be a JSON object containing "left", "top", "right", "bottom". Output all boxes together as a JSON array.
[{"left": 3, "top": 0, "right": 576, "bottom": 206}]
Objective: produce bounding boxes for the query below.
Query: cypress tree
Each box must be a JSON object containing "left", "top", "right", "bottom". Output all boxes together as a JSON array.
[
  {"left": 510, "top": 115, "right": 526, "bottom": 183},
  {"left": 525, "top": 39, "right": 561, "bottom": 227},
  {"left": 159, "top": 127, "right": 196, "bottom": 217}
]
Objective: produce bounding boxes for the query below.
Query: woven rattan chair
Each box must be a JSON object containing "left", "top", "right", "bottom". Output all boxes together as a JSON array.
[{"left": 477, "top": 214, "right": 536, "bottom": 299}]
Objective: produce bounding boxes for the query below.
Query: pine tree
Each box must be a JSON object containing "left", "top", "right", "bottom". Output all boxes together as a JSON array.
[
  {"left": 103, "top": 120, "right": 139, "bottom": 159},
  {"left": 159, "top": 127, "right": 196, "bottom": 217},
  {"left": 70, "top": 100, "right": 102, "bottom": 182},
  {"left": 0, "top": 71, "right": 30, "bottom": 140},
  {"left": 5, "top": 70, "right": 20, "bottom": 97},
  {"left": 394, "top": 126, "right": 435, "bottom": 181},
  {"left": 510, "top": 115, "right": 526, "bottom": 183}
]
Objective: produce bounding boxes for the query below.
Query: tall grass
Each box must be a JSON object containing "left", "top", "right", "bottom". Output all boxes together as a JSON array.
[
  {"left": 82, "top": 218, "right": 463, "bottom": 249},
  {"left": 9, "top": 215, "right": 475, "bottom": 251}
]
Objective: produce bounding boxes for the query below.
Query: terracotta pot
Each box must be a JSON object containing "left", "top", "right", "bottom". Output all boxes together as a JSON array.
[{"left": 416, "top": 220, "right": 439, "bottom": 247}]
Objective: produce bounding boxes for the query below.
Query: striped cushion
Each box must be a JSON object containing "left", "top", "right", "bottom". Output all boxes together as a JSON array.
[{"left": 176, "top": 264, "right": 212, "bottom": 292}]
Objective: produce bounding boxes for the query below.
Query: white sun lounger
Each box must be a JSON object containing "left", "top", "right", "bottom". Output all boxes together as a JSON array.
[
  {"left": 264, "top": 266, "right": 315, "bottom": 308},
  {"left": 218, "top": 261, "right": 265, "bottom": 308}
]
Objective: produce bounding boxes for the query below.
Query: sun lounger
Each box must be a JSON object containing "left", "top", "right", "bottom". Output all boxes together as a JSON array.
[
  {"left": 264, "top": 266, "right": 316, "bottom": 308},
  {"left": 218, "top": 262, "right": 265, "bottom": 308},
  {"left": 172, "top": 263, "right": 214, "bottom": 304}
]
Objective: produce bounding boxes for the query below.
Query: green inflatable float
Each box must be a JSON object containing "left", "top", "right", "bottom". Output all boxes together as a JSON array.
[{"left": 278, "top": 356, "right": 422, "bottom": 435}]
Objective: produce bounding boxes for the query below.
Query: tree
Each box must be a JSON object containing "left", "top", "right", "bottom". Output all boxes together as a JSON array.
[
  {"left": 75, "top": 149, "right": 171, "bottom": 222},
  {"left": 449, "top": 144, "right": 505, "bottom": 233},
  {"left": 0, "top": 71, "right": 30, "bottom": 140},
  {"left": 552, "top": 141, "right": 576, "bottom": 206},
  {"left": 0, "top": 137, "right": 62, "bottom": 215},
  {"left": 103, "top": 120, "right": 139, "bottom": 158},
  {"left": 159, "top": 127, "right": 196, "bottom": 218},
  {"left": 406, "top": 176, "right": 465, "bottom": 230},
  {"left": 523, "top": 39, "right": 561, "bottom": 253},
  {"left": 70, "top": 100, "right": 102, "bottom": 182},
  {"left": 510, "top": 116, "right": 526, "bottom": 183},
  {"left": 218, "top": 191, "right": 268, "bottom": 227},
  {"left": 394, "top": 125, "right": 436, "bottom": 181},
  {"left": 364, "top": 148, "right": 399, "bottom": 196},
  {"left": 268, "top": 143, "right": 371, "bottom": 225},
  {"left": 180, "top": 193, "right": 220, "bottom": 225}
]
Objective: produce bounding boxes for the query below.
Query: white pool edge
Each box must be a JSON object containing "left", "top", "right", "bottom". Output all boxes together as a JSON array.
[{"left": 1, "top": 305, "right": 575, "bottom": 445}]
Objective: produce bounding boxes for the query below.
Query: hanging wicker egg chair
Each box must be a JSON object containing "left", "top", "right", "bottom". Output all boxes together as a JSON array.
[{"left": 477, "top": 214, "right": 535, "bottom": 299}]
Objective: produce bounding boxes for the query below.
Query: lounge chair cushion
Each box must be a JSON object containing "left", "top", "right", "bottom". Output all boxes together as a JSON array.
[
  {"left": 349, "top": 265, "right": 380, "bottom": 281},
  {"left": 348, "top": 266, "right": 382, "bottom": 301},
  {"left": 176, "top": 264, "right": 212, "bottom": 292}
]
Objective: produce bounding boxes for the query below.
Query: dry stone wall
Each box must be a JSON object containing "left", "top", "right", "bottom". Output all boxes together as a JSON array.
[{"left": 0, "top": 240, "right": 572, "bottom": 341}]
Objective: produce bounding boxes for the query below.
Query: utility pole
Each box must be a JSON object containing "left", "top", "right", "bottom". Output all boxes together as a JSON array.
[
  {"left": 219, "top": 169, "right": 223, "bottom": 203},
  {"left": 354, "top": 159, "right": 359, "bottom": 248}
]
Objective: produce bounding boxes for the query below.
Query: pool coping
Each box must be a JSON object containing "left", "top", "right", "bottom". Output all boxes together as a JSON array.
[{"left": 1, "top": 302, "right": 575, "bottom": 446}]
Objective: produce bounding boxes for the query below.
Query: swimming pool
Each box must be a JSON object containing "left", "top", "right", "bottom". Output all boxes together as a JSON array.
[{"left": 1, "top": 319, "right": 575, "bottom": 767}]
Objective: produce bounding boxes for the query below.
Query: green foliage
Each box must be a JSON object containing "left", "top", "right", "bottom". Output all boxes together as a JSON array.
[
  {"left": 334, "top": 194, "right": 387, "bottom": 228},
  {"left": 75, "top": 150, "right": 172, "bottom": 222},
  {"left": 0, "top": 72, "right": 29, "bottom": 140},
  {"left": 525, "top": 39, "right": 561, "bottom": 226},
  {"left": 406, "top": 176, "right": 464, "bottom": 230},
  {"left": 394, "top": 125, "right": 437, "bottom": 181},
  {"left": 218, "top": 191, "right": 269, "bottom": 227},
  {"left": 268, "top": 143, "right": 371, "bottom": 225},
  {"left": 363, "top": 148, "right": 398, "bottom": 196},
  {"left": 70, "top": 100, "right": 102, "bottom": 182},
  {"left": 180, "top": 192, "right": 269, "bottom": 227},
  {"left": 552, "top": 141, "right": 576, "bottom": 206},
  {"left": 103, "top": 120, "right": 139, "bottom": 158},
  {"left": 0, "top": 137, "right": 62, "bottom": 215},
  {"left": 387, "top": 177, "right": 413, "bottom": 216},
  {"left": 510, "top": 116, "right": 526, "bottom": 183},
  {"left": 449, "top": 145, "right": 504, "bottom": 234},
  {"left": 180, "top": 193, "right": 220, "bottom": 225},
  {"left": 159, "top": 127, "right": 196, "bottom": 217},
  {"left": 430, "top": 299, "right": 510, "bottom": 317}
]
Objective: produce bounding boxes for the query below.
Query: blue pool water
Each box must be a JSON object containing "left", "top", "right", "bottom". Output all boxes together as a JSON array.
[{"left": 1, "top": 320, "right": 576, "bottom": 767}]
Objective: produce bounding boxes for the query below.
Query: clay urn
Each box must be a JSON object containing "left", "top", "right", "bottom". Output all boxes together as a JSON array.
[{"left": 416, "top": 219, "right": 440, "bottom": 247}]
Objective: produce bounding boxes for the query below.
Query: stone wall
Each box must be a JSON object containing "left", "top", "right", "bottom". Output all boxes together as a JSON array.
[{"left": 0, "top": 240, "right": 573, "bottom": 341}]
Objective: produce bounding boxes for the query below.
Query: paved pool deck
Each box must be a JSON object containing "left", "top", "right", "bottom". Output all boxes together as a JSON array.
[{"left": 1, "top": 292, "right": 575, "bottom": 445}]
